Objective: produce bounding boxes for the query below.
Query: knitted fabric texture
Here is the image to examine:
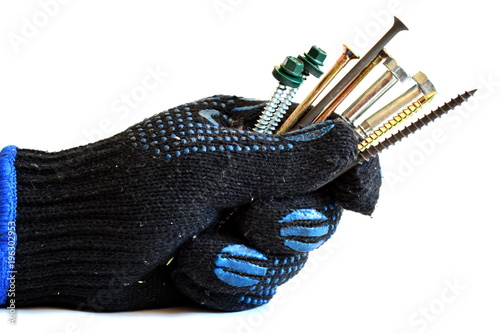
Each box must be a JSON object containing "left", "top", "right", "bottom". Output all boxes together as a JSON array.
[{"left": 2, "top": 95, "right": 381, "bottom": 312}]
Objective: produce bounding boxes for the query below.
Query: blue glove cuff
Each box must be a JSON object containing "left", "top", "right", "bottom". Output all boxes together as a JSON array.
[{"left": 0, "top": 145, "right": 18, "bottom": 305}]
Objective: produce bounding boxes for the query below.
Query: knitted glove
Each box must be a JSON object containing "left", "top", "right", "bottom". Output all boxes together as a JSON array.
[{"left": 0, "top": 95, "right": 381, "bottom": 312}]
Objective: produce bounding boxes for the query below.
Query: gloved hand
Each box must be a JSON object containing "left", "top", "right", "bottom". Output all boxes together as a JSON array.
[{"left": 0, "top": 95, "right": 381, "bottom": 312}]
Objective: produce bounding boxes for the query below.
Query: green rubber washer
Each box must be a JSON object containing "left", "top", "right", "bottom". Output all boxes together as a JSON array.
[{"left": 272, "top": 56, "right": 304, "bottom": 88}]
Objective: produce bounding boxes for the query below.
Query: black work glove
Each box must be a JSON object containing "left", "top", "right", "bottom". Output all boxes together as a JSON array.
[{"left": 0, "top": 95, "right": 381, "bottom": 312}]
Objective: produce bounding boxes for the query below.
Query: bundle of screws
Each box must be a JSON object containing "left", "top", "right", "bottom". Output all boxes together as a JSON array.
[{"left": 254, "top": 16, "right": 476, "bottom": 179}]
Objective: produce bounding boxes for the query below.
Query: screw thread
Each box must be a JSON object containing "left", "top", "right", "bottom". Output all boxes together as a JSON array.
[
  {"left": 358, "top": 90, "right": 477, "bottom": 161},
  {"left": 358, "top": 92, "right": 436, "bottom": 151},
  {"left": 263, "top": 86, "right": 299, "bottom": 134},
  {"left": 253, "top": 84, "right": 287, "bottom": 133}
]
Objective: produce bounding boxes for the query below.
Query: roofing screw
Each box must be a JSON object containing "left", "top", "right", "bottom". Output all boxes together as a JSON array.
[
  {"left": 299, "top": 45, "right": 328, "bottom": 79},
  {"left": 263, "top": 46, "right": 327, "bottom": 134},
  {"left": 253, "top": 56, "right": 304, "bottom": 134}
]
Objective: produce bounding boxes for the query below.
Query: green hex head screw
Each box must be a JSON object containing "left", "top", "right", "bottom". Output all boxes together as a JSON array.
[
  {"left": 299, "top": 45, "right": 327, "bottom": 78},
  {"left": 272, "top": 56, "right": 304, "bottom": 89},
  {"left": 254, "top": 56, "right": 304, "bottom": 134},
  {"left": 254, "top": 49, "right": 327, "bottom": 134}
]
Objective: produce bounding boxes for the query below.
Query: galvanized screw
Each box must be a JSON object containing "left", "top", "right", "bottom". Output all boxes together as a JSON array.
[
  {"left": 262, "top": 46, "right": 327, "bottom": 134},
  {"left": 253, "top": 56, "right": 304, "bottom": 134}
]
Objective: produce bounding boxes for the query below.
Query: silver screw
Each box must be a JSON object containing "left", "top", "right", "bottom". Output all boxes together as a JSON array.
[
  {"left": 264, "top": 85, "right": 300, "bottom": 134},
  {"left": 261, "top": 45, "right": 328, "bottom": 134},
  {"left": 254, "top": 46, "right": 327, "bottom": 134},
  {"left": 253, "top": 56, "right": 304, "bottom": 134}
]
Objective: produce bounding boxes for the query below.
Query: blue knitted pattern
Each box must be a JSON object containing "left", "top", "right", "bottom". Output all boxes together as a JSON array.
[{"left": 0, "top": 145, "right": 18, "bottom": 305}]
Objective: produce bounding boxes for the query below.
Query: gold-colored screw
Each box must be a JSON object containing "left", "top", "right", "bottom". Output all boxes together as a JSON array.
[
  {"left": 309, "top": 50, "right": 388, "bottom": 124},
  {"left": 357, "top": 92, "right": 436, "bottom": 151}
]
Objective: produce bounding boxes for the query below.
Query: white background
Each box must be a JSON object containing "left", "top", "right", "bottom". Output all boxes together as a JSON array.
[{"left": 0, "top": 0, "right": 499, "bottom": 332}]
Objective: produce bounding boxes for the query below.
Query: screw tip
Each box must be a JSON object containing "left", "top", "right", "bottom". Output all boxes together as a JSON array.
[{"left": 460, "top": 89, "right": 477, "bottom": 101}]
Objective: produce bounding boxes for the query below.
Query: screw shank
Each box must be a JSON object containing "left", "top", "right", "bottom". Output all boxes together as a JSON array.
[
  {"left": 357, "top": 84, "right": 420, "bottom": 135},
  {"left": 342, "top": 70, "right": 397, "bottom": 122},
  {"left": 310, "top": 53, "right": 385, "bottom": 124}
]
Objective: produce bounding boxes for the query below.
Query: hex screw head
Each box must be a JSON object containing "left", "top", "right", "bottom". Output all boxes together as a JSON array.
[
  {"left": 281, "top": 56, "right": 304, "bottom": 77},
  {"left": 412, "top": 72, "right": 436, "bottom": 95},
  {"left": 272, "top": 56, "right": 304, "bottom": 88},
  {"left": 299, "top": 45, "right": 327, "bottom": 78},
  {"left": 305, "top": 45, "right": 327, "bottom": 66}
]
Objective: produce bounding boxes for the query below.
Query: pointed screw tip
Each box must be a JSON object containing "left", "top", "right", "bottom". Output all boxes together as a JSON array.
[{"left": 469, "top": 89, "right": 478, "bottom": 96}]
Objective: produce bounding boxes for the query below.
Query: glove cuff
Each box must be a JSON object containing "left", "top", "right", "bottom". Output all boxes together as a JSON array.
[{"left": 0, "top": 146, "right": 18, "bottom": 306}]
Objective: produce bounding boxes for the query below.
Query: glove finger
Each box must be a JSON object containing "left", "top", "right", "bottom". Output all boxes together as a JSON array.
[
  {"left": 170, "top": 230, "right": 307, "bottom": 311},
  {"left": 329, "top": 155, "right": 382, "bottom": 215},
  {"left": 235, "top": 189, "right": 342, "bottom": 256}
]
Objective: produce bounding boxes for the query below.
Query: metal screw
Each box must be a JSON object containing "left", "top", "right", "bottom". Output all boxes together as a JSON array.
[
  {"left": 359, "top": 90, "right": 477, "bottom": 161},
  {"left": 342, "top": 56, "right": 410, "bottom": 123},
  {"left": 357, "top": 92, "right": 436, "bottom": 151},
  {"left": 299, "top": 16, "right": 409, "bottom": 129},
  {"left": 276, "top": 44, "right": 358, "bottom": 134},
  {"left": 356, "top": 72, "right": 436, "bottom": 136},
  {"left": 254, "top": 47, "right": 327, "bottom": 134},
  {"left": 253, "top": 56, "right": 304, "bottom": 134},
  {"left": 262, "top": 46, "right": 327, "bottom": 134},
  {"left": 315, "top": 90, "right": 477, "bottom": 187},
  {"left": 262, "top": 86, "right": 299, "bottom": 134}
]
